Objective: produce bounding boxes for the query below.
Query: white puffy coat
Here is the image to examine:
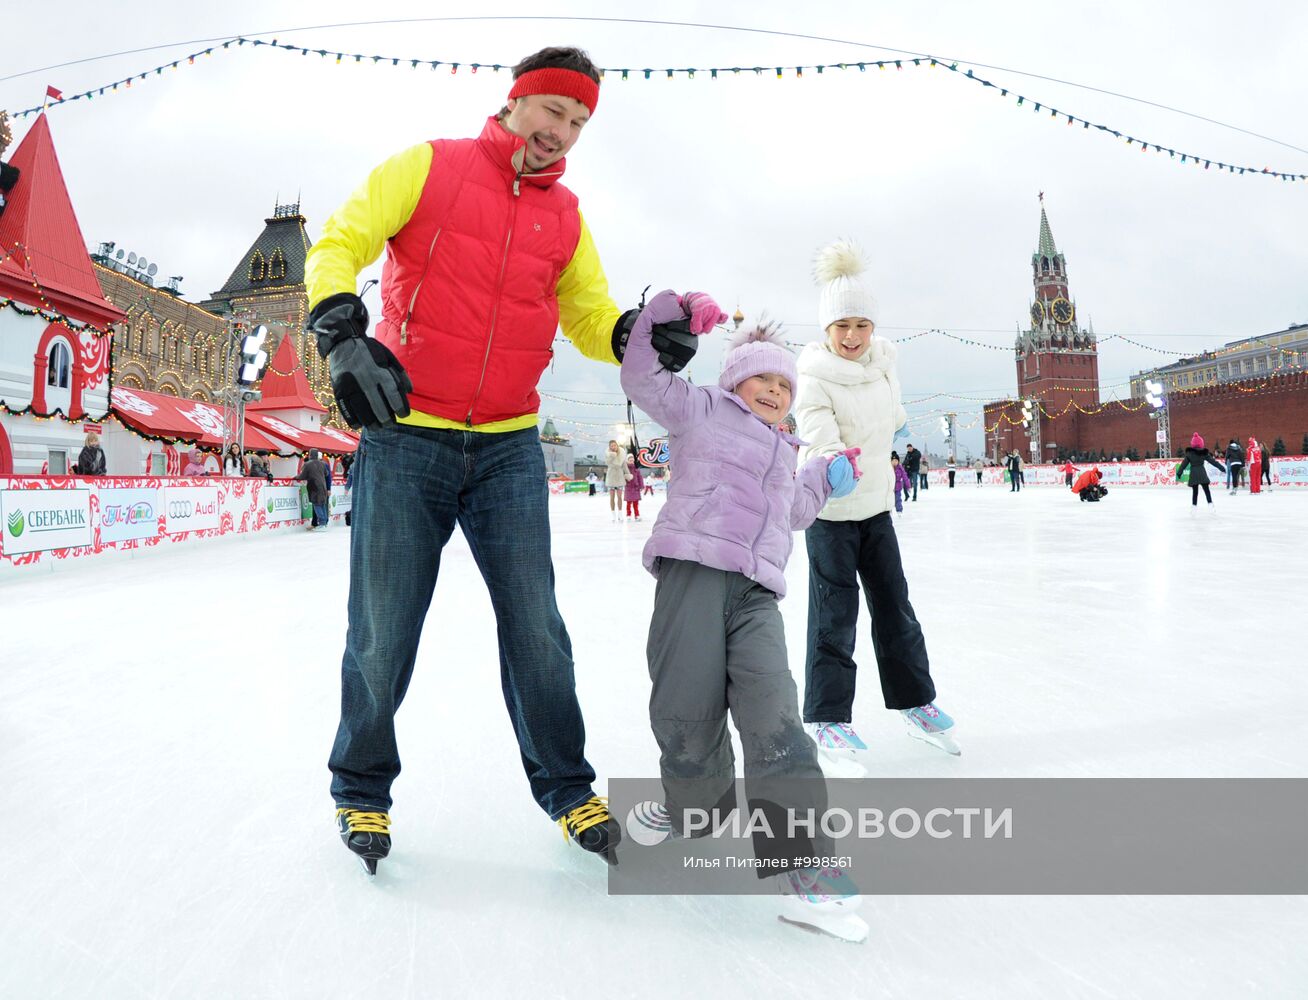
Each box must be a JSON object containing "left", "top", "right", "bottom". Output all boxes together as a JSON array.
[
  {"left": 794, "top": 337, "right": 908, "bottom": 522},
  {"left": 604, "top": 449, "right": 627, "bottom": 488}
]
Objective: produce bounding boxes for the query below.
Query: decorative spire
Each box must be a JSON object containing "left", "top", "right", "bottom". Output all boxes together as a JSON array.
[
  {"left": 540, "top": 416, "right": 568, "bottom": 443},
  {"left": 1037, "top": 201, "right": 1059, "bottom": 259}
]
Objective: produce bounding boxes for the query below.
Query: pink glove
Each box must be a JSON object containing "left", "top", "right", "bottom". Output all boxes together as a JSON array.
[
  {"left": 678, "top": 292, "right": 728, "bottom": 335},
  {"left": 839, "top": 447, "right": 863, "bottom": 480}
]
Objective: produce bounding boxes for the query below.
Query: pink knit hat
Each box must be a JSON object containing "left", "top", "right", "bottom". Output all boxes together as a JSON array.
[
  {"left": 1190, "top": 433, "right": 1204, "bottom": 449},
  {"left": 718, "top": 321, "right": 797, "bottom": 393}
]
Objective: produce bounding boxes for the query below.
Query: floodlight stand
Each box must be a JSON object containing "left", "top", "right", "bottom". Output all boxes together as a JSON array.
[{"left": 1156, "top": 395, "right": 1171, "bottom": 458}]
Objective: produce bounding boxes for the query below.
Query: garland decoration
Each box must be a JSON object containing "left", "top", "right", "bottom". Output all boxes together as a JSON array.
[{"left": 14, "top": 38, "right": 1307, "bottom": 182}]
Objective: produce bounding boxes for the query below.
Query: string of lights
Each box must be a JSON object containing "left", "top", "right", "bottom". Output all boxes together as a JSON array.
[
  {"left": 13, "top": 35, "right": 1308, "bottom": 182},
  {"left": 982, "top": 369, "right": 1308, "bottom": 433},
  {"left": 1, "top": 243, "right": 114, "bottom": 338}
]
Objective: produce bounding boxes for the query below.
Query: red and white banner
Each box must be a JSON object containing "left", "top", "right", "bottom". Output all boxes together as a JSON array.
[
  {"left": 0, "top": 475, "right": 342, "bottom": 570},
  {"left": 79, "top": 329, "right": 113, "bottom": 392}
]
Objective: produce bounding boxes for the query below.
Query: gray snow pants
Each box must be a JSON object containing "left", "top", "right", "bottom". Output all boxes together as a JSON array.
[{"left": 647, "top": 558, "right": 832, "bottom": 873}]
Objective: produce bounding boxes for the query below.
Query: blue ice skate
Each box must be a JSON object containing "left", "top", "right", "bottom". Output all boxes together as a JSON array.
[
  {"left": 901, "top": 703, "right": 961, "bottom": 756},
  {"left": 777, "top": 866, "right": 868, "bottom": 943}
]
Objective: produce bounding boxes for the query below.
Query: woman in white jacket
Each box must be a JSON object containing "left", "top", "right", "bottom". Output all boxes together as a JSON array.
[{"left": 794, "top": 241, "right": 958, "bottom": 768}]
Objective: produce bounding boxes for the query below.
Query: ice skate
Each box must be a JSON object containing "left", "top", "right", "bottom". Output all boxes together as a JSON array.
[
  {"left": 901, "top": 703, "right": 960, "bottom": 756},
  {"left": 776, "top": 867, "right": 868, "bottom": 944},
  {"left": 808, "top": 722, "right": 869, "bottom": 778},
  {"left": 336, "top": 807, "right": 391, "bottom": 875},
  {"left": 559, "top": 796, "right": 620, "bottom": 866}
]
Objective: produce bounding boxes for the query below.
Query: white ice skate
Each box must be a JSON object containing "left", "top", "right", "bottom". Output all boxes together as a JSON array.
[
  {"left": 776, "top": 867, "right": 868, "bottom": 944},
  {"left": 807, "top": 722, "right": 869, "bottom": 778},
  {"left": 901, "top": 703, "right": 960, "bottom": 756}
]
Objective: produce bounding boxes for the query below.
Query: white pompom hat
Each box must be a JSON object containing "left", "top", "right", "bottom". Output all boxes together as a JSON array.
[
  {"left": 815, "top": 239, "right": 877, "bottom": 332},
  {"left": 718, "top": 320, "right": 797, "bottom": 393}
]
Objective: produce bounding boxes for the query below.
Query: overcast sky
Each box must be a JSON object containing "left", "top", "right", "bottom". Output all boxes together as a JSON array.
[{"left": 5, "top": 1, "right": 1305, "bottom": 458}]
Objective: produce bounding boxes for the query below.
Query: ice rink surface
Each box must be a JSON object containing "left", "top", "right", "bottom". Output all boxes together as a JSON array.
[{"left": 3, "top": 484, "right": 1305, "bottom": 999}]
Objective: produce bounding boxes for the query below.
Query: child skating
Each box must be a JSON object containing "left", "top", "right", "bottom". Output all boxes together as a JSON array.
[
  {"left": 891, "top": 452, "right": 911, "bottom": 515},
  {"left": 620, "top": 289, "right": 869, "bottom": 943},
  {"left": 1178, "top": 433, "right": 1225, "bottom": 508},
  {"left": 623, "top": 453, "right": 645, "bottom": 520},
  {"left": 795, "top": 240, "right": 959, "bottom": 775}
]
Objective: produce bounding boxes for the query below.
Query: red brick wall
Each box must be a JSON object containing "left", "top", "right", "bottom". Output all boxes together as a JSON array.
[
  {"left": 1017, "top": 351, "right": 1101, "bottom": 420},
  {"left": 1074, "top": 371, "right": 1308, "bottom": 457},
  {"left": 986, "top": 372, "right": 1308, "bottom": 460},
  {"left": 984, "top": 399, "right": 1032, "bottom": 461}
]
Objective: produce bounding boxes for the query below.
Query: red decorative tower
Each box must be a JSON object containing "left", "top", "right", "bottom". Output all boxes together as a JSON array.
[{"left": 1014, "top": 196, "right": 1099, "bottom": 458}]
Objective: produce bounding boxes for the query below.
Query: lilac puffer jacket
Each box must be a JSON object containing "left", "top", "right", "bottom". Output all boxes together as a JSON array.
[{"left": 619, "top": 290, "right": 833, "bottom": 598}]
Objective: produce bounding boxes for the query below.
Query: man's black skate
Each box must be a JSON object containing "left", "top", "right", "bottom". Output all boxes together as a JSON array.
[
  {"left": 558, "top": 796, "right": 620, "bottom": 866},
  {"left": 336, "top": 808, "right": 391, "bottom": 875}
]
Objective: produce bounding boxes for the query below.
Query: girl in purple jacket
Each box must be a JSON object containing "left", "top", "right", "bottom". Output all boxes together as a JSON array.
[
  {"left": 891, "top": 452, "right": 911, "bottom": 514},
  {"left": 620, "top": 289, "right": 868, "bottom": 943}
]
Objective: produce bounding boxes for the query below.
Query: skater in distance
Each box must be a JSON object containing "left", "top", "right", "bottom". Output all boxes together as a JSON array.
[{"left": 1177, "top": 433, "right": 1225, "bottom": 508}]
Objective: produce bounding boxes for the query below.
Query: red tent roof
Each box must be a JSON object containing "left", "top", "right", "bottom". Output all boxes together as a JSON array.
[
  {"left": 110, "top": 386, "right": 286, "bottom": 453},
  {"left": 246, "top": 333, "right": 327, "bottom": 413},
  {"left": 245, "top": 412, "right": 358, "bottom": 455},
  {"left": 0, "top": 114, "right": 124, "bottom": 330}
]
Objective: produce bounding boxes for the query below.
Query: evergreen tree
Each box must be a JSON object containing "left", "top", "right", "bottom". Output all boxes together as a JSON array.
[{"left": 1272, "top": 437, "right": 1286, "bottom": 456}]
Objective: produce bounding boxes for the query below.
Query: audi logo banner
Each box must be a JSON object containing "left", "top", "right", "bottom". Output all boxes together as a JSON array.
[{"left": 163, "top": 486, "right": 220, "bottom": 534}]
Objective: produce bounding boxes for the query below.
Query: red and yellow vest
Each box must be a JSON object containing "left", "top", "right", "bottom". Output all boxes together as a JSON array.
[{"left": 306, "top": 116, "right": 621, "bottom": 432}]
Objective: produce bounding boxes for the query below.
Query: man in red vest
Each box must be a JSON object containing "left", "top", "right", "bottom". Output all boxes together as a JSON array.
[{"left": 305, "top": 46, "right": 716, "bottom": 874}]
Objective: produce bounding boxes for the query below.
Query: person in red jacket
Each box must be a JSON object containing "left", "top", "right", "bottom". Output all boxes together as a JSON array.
[
  {"left": 1062, "top": 460, "right": 1076, "bottom": 488},
  {"left": 1247, "top": 437, "right": 1263, "bottom": 495},
  {"left": 304, "top": 45, "right": 721, "bottom": 874},
  {"left": 1072, "top": 467, "right": 1107, "bottom": 501}
]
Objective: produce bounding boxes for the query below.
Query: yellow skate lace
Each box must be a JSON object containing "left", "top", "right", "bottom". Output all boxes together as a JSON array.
[
  {"left": 558, "top": 796, "right": 610, "bottom": 841},
  {"left": 337, "top": 808, "right": 391, "bottom": 835}
]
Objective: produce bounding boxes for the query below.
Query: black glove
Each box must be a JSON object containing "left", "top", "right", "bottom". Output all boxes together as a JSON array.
[
  {"left": 309, "top": 292, "right": 413, "bottom": 431},
  {"left": 650, "top": 318, "right": 698, "bottom": 372},
  {"left": 609, "top": 308, "right": 699, "bottom": 373}
]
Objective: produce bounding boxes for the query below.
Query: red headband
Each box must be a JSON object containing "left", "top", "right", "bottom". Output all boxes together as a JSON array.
[{"left": 508, "top": 67, "right": 600, "bottom": 115}]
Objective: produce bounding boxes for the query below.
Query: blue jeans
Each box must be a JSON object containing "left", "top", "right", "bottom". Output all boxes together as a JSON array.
[
  {"left": 312, "top": 501, "right": 329, "bottom": 526},
  {"left": 328, "top": 423, "right": 597, "bottom": 820}
]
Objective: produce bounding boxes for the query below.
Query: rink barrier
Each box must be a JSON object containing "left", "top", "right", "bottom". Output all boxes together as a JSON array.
[
  {"left": 925, "top": 456, "right": 1307, "bottom": 488},
  {"left": 0, "top": 475, "right": 351, "bottom": 572}
]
